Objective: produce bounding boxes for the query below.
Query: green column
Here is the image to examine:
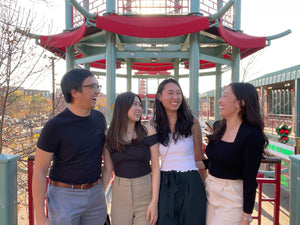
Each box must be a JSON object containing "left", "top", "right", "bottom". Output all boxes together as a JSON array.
[
  {"left": 289, "top": 155, "right": 300, "bottom": 225},
  {"left": 106, "top": 0, "right": 116, "bottom": 13},
  {"left": 174, "top": 62, "right": 179, "bottom": 81},
  {"left": 127, "top": 62, "right": 132, "bottom": 91},
  {"left": 0, "top": 154, "right": 19, "bottom": 225},
  {"left": 260, "top": 86, "right": 264, "bottom": 114},
  {"left": 106, "top": 31, "right": 116, "bottom": 125},
  {"left": 214, "top": 64, "right": 222, "bottom": 121},
  {"left": 190, "top": 0, "right": 200, "bottom": 14},
  {"left": 189, "top": 32, "right": 200, "bottom": 116},
  {"left": 65, "top": 0, "right": 74, "bottom": 71},
  {"left": 231, "top": 0, "right": 241, "bottom": 82},
  {"left": 295, "top": 78, "right": 300, "bottom": 137}
]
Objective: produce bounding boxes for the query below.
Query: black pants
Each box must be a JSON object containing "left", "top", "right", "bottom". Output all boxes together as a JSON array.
[{"left": 157, "top": 170, "right": 207, "bottom": 225}]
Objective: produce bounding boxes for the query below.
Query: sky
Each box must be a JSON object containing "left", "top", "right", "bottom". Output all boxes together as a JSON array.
[{"left": 20, "top": 0, "right": 300, "bottom": 96}]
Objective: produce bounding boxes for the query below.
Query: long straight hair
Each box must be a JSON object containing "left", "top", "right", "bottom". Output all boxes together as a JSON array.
[
  {"left": 106, "top": 92, "right": 147, "bottom": 152},
  {"left": 208, "top": 82, "right": 268, "bottom": 148},
  {"left": 153, "top": 78, "right": 194, "bottom": 146}
]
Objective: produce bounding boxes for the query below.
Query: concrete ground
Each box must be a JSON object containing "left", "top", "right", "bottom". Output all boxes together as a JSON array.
[{"left": 253, "top": 184, "right": 290, "bottom": 225}]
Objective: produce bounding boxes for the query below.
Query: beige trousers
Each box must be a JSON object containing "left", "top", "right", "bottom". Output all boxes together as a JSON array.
[
  {"left": 205, "top": 174, "right": 243, "bottom": 225},
  {"left": 111, "top": 173, "right": 152, "bottom": 225}
]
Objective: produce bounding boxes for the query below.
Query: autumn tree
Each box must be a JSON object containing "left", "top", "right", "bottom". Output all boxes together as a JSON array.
[
  {"left": 0, "top": 0, "right": 51, "bottom": 155},
  {"left": 240, "top": 49, "right": 264, "bottom": 82}
]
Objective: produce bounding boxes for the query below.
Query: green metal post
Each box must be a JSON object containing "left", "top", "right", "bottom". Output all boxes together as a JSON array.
[
  {"left": 84, "top": 63, "right": 90, "bottom": 70},
  {"left": 190, "top": 0, "right": 200, "bottom": 14},
  {"left": 65, "top": 1, "right": 74, "bottom": 71},
  {"left": 106, "top": 0, "right": 116, "bottom": 13},
  {"left": 66, "top": 46, "right": 75, "bottom": 71},
  {"left": 65, "top": 0, "right": 72, "bottom": 29},
  {"left": 231, "top": 0, "right": 241, "bottom": 82},
  {"left": 289, "top": 155, "right": 300, "bottom": 225},
  {"left": 174, "top": 62, "right": 179, "bottom": 81},
  {"left": 127, "top": 62, "right": 132, "bottom": 91},
  {"left": 189, "top": 32, "right": 200, "bottom": 116},
  {"left": 106, "top": 31, "right": 116, "bottom": 125},
  {"left": 215, "top": 64, "right": 222, "bottom": 121},
  {"left": 295, "top": 78, "right": 300, "bottom": 137},
  {"left": 260, "top": 86, "right": 264, "bottom": 114},
  {"left": 0, "top": 154, "right": 19, "bottom": 225}
]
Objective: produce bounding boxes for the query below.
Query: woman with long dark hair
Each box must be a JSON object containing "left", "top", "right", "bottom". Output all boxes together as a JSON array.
[
  {"left": 203, "top": 82, "right": 268, "bottom": 225},
  {"left": 105, "top": 92, "right": 160, "bottom": 225},
  {"left": 151, "top": 78, "right": 207, "bottom": 225}
]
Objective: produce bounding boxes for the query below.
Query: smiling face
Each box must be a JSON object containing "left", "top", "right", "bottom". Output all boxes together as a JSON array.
[
  {"left": 76, "top": 76, "right": 100, "bottom": 110},
  {"left": 218, "top": 86, "right": 241, "bottom": 119},
  {"left": 158, "top": 82, "right": 183, "bottom": 113},
  {"left": 127, "top": 96, "right": 143, "bottom": 123}
]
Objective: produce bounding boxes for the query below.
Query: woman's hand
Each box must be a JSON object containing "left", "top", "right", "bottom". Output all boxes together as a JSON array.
[
  {"left": 195, "top": 160, "right": 206, "bottom": 170},
  {"left": 146, "top": 201, "right": 158, "bottom": 225},
  {"left": 239, "top": 213, "right": 252, "bottom": 225}
]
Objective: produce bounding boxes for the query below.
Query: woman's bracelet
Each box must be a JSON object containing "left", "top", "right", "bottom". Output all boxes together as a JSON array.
[{"left": 241, "top": 215, "right": 253, "bottom": 223}]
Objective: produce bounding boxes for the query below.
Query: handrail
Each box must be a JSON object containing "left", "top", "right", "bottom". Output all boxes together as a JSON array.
[
  {"left": 69, "top": 0, "right": 235, "bottom": 22},
  {"left": 255, "top": 157, "right": 282, "bottom": 225},
  {"left": 27, "top": 155, "right": 110, "bottom": 225}
]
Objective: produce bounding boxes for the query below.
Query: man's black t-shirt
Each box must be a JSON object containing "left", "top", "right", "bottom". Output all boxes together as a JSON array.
[{"left": 37, "top": 108, "right": 106, "bottom": 184}]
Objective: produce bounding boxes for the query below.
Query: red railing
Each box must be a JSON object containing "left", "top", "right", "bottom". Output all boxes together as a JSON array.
[
  {"left": 254, "top": 157, "right": 281, "bottom": 225},
  {"left": 263, "top": 114, "right": 294, "bottom": 137},
  {"left": 72, "top": 0, "right": 234, "bottom": 27},
  {"left": 28, "top": 156, "right": 50, "bottom": 225}
]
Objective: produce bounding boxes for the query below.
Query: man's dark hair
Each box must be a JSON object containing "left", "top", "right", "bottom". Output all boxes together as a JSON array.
[{"left": 60, "top": 68, "right": 94, "bottom": 103}]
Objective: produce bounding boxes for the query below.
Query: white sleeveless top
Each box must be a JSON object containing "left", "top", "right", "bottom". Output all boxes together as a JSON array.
[{"left": 159, "top": 135, "right": 198, "bottom": 172}]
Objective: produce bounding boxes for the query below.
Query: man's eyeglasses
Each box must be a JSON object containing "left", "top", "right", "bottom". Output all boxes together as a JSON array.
[{"left": 82, "top": 83, "right": 100, "bottom": 91}]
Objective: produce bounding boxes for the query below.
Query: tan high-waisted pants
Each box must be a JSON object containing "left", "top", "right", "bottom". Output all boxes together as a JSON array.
[
  {"left": 205, "top": 174, "right": 243, "bottom": 225},
  {"left": 111, "top": 173, "right": 152, "bottom": 225}
]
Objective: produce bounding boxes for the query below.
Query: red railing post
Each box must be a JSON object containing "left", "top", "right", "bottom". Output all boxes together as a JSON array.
[
  {"left": 27, "top": 155, "right": 35, "bottom": 225},
  {"left": 273, "top": 160, "right": 281, "bottom": 225},
  {"left": 255, "top": 157, "right": 281, "bottom": 225}
]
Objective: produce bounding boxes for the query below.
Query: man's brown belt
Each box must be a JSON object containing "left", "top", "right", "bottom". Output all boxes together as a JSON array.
[{"left": 50, "top": 179, "right": 100, "bottom": 189}]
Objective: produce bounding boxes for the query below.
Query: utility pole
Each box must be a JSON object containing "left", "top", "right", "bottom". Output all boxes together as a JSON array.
[{"left": 49, "top": 56, "right": 56, "bottom": 117}]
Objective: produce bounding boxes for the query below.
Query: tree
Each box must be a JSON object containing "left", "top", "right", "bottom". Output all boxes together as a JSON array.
[
  {"left": 240, "top": 50, "right": 264, "bottom": 82},
  {"left": 0, "top": 1, "right": 57, "bottom": 220},
  {"left": 0, "top": 0, "right": 49, "bottom": 154}
]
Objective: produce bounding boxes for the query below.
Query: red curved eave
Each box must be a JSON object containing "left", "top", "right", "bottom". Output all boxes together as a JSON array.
[
  {"left": 40, "top": 23, "right": 87, "bottom": 48},
  {"left": 96, "top": 14, "right": 210, "bottom": 38},
  {"left": 218, "top": 23, "right": 266, "bottom": 58}
]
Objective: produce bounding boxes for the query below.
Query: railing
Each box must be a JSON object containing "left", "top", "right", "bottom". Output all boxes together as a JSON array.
[
  {"left": 27, "top": 155, "right": 111, "bottom": 225},
  {"left": 254, "top": 157, "right": 281, "bottom": 225},
  {"left": 72, "top": 0, "right": 234, "bottom": 27},
  {"left": 27, "top": 156, "right": 282, "bottom": 225},
  {"left": 264, "top": 114, "right": 294, "bottom": 137}
]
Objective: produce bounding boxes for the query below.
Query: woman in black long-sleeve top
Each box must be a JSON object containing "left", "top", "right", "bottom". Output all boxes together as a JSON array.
[{"left": 203, "top": 82, "right": 268, "bottom": 225}]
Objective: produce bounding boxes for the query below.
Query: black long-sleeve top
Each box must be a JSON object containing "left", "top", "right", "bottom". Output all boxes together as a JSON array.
[{"left": 205, "top": 122, "right": 264, "bottom": 214}]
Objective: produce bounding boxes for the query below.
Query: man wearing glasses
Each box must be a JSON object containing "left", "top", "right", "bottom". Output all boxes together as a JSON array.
[{"left": 32, "top": 68, "right": 113, "bottom": 225}]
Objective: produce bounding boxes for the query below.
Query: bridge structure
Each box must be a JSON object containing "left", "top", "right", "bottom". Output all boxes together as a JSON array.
[{"left": 17, "top": 0, "right": 290, "bottom": 123}]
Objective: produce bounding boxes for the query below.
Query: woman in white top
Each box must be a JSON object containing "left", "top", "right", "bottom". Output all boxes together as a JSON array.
[{"left": 151, "top": 78, "right": 207, "bottom": 225}]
